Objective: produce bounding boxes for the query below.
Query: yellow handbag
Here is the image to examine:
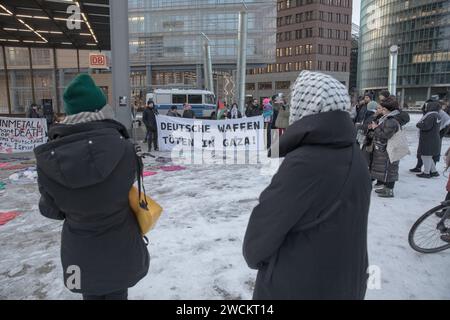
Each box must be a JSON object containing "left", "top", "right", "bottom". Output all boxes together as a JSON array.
[
  {"left": 129, "top": 186, "right": 163, "bottom": 235},
  {"left": 129, "top": 154, "right": 163, "bottom": 235}
]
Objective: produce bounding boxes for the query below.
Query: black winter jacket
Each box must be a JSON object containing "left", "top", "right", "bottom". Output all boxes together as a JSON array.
[
  {"left": 143, "top": 108, "right": 158, "bottom": 131},
  {"left": 244, "top": 111, "right": 371, "bottom": 300},
  {"left": 34, "top": 120, "right": 150, "bottom": 295},
  {"left": 417, "top": 110, "right": 441, "bottom": 157}
]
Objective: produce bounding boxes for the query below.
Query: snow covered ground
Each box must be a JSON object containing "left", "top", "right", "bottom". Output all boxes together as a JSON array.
[{"left": 0, "top": 113, "right": 449, "bottom": 300}]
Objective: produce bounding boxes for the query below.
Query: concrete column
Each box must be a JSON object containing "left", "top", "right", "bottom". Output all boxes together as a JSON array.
[
  {"left": 427, "top": 87, "right": 431, "bottom": 100},
  {"left": 110, "top": 0, "right": 132, "bottom": 130}
]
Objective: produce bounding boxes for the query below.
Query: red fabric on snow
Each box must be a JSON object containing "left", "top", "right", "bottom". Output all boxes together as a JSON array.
[{"left": 0, "top": 211, "right": 20, "bottom": 226}]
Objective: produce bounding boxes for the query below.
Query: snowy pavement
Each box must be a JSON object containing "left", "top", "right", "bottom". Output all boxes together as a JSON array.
[{"left": 0, "top": 114, "right": 449, "bottom": 300}]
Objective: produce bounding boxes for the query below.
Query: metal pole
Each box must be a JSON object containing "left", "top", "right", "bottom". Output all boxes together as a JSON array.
[
  {"left": 201, "top": 33, "right": 214, "bottom": 93},
  {"left": 388, "top": 45, "right": 398, "bottom": 97},
  {"left": 52, "top": 48, "right": 60, "bottom": 114},
  {"left": 237, "top": 7, "right": 248, "bottom": 114},
  {"left": 2, "top": 46, "right": 12, "bottom": 115},
  {"left": 76, "top": 49, "right": 80, "bottom": 73},
  {"left": 110, "top": 0, "right": 132, "bottom": 130},
  {"left": 28, "top": 47, "right": 36, "bottom": 104},
  {"left": 202, "top": 43, "right": 209, "bottom": 90}
]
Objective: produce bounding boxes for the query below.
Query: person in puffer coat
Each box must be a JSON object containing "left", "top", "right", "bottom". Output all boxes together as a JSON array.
[
  {"left": 243, "top": 71, "right": 371, "bottom": 300},
  {"left": 416, "top": 102, "right": 441, "bottom": 179},
  {"left": 370, "top": 97, "right": 401, "bottom": 198},
  {"left": 34, "top": 74, "right": 150, "bottom": 300}
]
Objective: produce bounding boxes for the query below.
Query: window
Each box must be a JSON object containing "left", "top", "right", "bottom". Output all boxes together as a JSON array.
[
  {"left": 296, "top": 13, "right": 302, "bottom": 23},
  {"left": 334, "top": 62, "right": 339, "bottom": 71},
  {"left": 188, "top": 95, "right": 202, "bottom": 104},
  {"left": 258, "top": 82, "right": 272, "bottom": 90},
  {"left": 285, "top": 31, "right": 292, "bottom": 41},
  {"left": 327, "top": 45, "right": 332, "bottom": 54},
  {"left": 275, "top": 81, "right": 291, "bottom": 90},
  {"left": 173, "top": 94, "right": 187, "bottom": 104},
  {"left": 277, "top": 17, "right": 283, "bottom": 27},
  {"left": 341, "top": 63, "right": 347, "bottom": 72},
  {"left": 327, "top": 29, "right": 333, "bottom": 38},
  {"left": 335, "top": 46, "right": 340, "bottom": 55},
  {"left": 296, "top": 29, "right": 302, "bottom": 39},
  {"left": 246, "top": 83, "right": 256, "bottom": 91},
  {"left": 319, "top": 28, "right": 324, "bottom": 37},
  {"left": 318, "top": 60, "right": 323, "bottom": 70},
  {"left": 344, "top": 31, "right": 349, "bottom": 40},
  {"left": 305, "top": 28, "right": 313, "bottom": 38},
  {"left": 326, "top": 61, "right": 331, "bottom": 71},
  {"left": 205, "top": 94, "right": 215, "bottom": 105},
  {"left": 343, "top": 47, "right": 348, "bottom": 56},
  {"left": 285, "top": 15, "right": 292, "bottom": 25}
]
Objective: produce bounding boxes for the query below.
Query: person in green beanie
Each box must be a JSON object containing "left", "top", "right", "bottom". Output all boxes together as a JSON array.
[{"left": 34, "top": 74, "right": 149, "bottom": 300}]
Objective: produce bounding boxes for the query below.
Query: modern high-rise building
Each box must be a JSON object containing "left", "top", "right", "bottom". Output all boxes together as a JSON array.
[
  {"left": 246, "top": 0, "right": 353, "bottom": 102},
  {"left": 349, "top": 23, "right": 359, "bottom": 94},
  {"left": 358, "top": 0, "right": 450, "bottom": 107},
  {"left": 128, "top": 0, "right": 277, "bottom": 103}
]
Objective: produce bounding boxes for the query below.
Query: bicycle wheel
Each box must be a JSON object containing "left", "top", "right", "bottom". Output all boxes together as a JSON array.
[{"left": 409, "top": 204, "right": 450, "bottom": 254}]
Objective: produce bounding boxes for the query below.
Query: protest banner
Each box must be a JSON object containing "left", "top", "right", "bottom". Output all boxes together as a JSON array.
[
  {"left": 0, "top": 117, "right": 48, "bottom": 154},
  {"left": 156, "top": 115, "right": 265, "bottom": 152}
]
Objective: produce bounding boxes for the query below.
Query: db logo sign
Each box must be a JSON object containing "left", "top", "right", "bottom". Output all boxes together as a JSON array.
[{"left": 89, "top": 53, "right": 108, "bottom": 69}]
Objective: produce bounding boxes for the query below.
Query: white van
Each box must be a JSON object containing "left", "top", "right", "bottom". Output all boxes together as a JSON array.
[{"left": 145, "top": 89, "right": 216, "bottom": 118}]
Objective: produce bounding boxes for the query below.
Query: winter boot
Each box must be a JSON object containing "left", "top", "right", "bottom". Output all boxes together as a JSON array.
[
  {"left": 410, "top": 167, "right": 421, "bottom": 173},
  {"left": 417, "top": 173, "right": 432, "bottom": 179},
  {"left": 375, "top": 186, "right": 387, "bottom": 194},
  {"left": 440, "top": 233, "right": 450, "bottom": 243},
  {"left": 378, "top": 188, "right": 394, "bottom": 198},
  {"left": 431, "top": 172, "right": 440, "bottom": 178}
]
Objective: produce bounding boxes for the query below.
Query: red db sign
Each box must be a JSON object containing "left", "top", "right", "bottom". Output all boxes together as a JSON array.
[{"left": 89, "top": 53, "right": 108, "bottom": 69}]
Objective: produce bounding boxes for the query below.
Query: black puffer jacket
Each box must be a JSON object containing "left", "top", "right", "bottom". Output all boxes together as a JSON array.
[
  {"left": 370, "top": 114, "right": 400, "bottom": 183},
  {"left": 244, "top": 111, "right": 371, "bottom": 300},
  {"left": 34, "top": 120, "right": 150, "bottom": 295},
  {"left": 417, "top": 104, "right": 441, "bottom": 157}
]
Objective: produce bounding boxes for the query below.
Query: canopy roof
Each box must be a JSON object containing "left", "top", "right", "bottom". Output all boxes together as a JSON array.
[{"left": 0, "top": 0, "right": 110, "bottom": 50}]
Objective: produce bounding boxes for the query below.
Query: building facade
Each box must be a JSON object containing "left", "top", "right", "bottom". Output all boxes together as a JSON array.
[
  {"left": 0, "top": 47, "right": 111, "bottom": 116},
  {"left": 128, "top": 0, "right": 277, "bottom": 104},
  {"left": 349, "top": 23, "right": 359, "bottom": 94},
  {"left": 246, "top": 0, "right": 353, "bottom": 102},
  {"left": 358, "top": 0, "right": 450, "bottom": 107}
]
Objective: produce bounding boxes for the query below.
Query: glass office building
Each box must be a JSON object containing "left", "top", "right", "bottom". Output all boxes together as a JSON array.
[
  {"left": 358, "top": 0, "right": 450, "bottom": 106},
  {"left": 128, "top": 0, "right": 277, "bottom": 101}
]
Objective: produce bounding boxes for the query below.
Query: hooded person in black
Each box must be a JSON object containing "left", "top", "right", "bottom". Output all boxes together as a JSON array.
[
  {"left": 243, "top": 71, "right": 371, "bottom": 300},
  {"left": 34, "top": 74, "right": 149, "bottom": 300}
]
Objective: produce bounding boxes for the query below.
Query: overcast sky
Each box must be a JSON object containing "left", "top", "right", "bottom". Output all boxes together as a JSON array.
[{"left": 353, "top": 0, "right": 361, "bottom": 25}]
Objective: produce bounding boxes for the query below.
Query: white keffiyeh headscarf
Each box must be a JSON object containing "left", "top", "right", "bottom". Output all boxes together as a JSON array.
[{"left": 290, "top": 71, "right": 351, "bottom": 124}]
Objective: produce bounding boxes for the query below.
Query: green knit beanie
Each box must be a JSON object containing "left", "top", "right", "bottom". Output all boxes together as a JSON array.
[{"left": 63, "top": 74, "right": 107, "bottom": 115}]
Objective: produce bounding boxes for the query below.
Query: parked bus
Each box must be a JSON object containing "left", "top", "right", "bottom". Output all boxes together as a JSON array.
[{"left": 146, "top": 89, "right": 216, "bottom": 118}]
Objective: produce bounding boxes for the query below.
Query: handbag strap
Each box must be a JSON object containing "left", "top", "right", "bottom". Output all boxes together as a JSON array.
[{"left": 135, "top": 151, "right": 149, "bottom": 208}]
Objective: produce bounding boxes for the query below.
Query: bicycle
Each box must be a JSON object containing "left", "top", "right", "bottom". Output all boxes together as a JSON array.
[{"left": 409, "top": 200, "right": 450, "bottom": 253}]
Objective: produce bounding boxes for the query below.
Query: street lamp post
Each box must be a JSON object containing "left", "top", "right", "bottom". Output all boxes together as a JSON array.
[{"left": 236, "top": 1, "right": 248, "bottom": 114}]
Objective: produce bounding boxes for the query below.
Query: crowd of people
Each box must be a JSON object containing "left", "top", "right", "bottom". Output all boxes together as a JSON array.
[{"left": 352, "top": 91, "right": 450, "bottom": 199}]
